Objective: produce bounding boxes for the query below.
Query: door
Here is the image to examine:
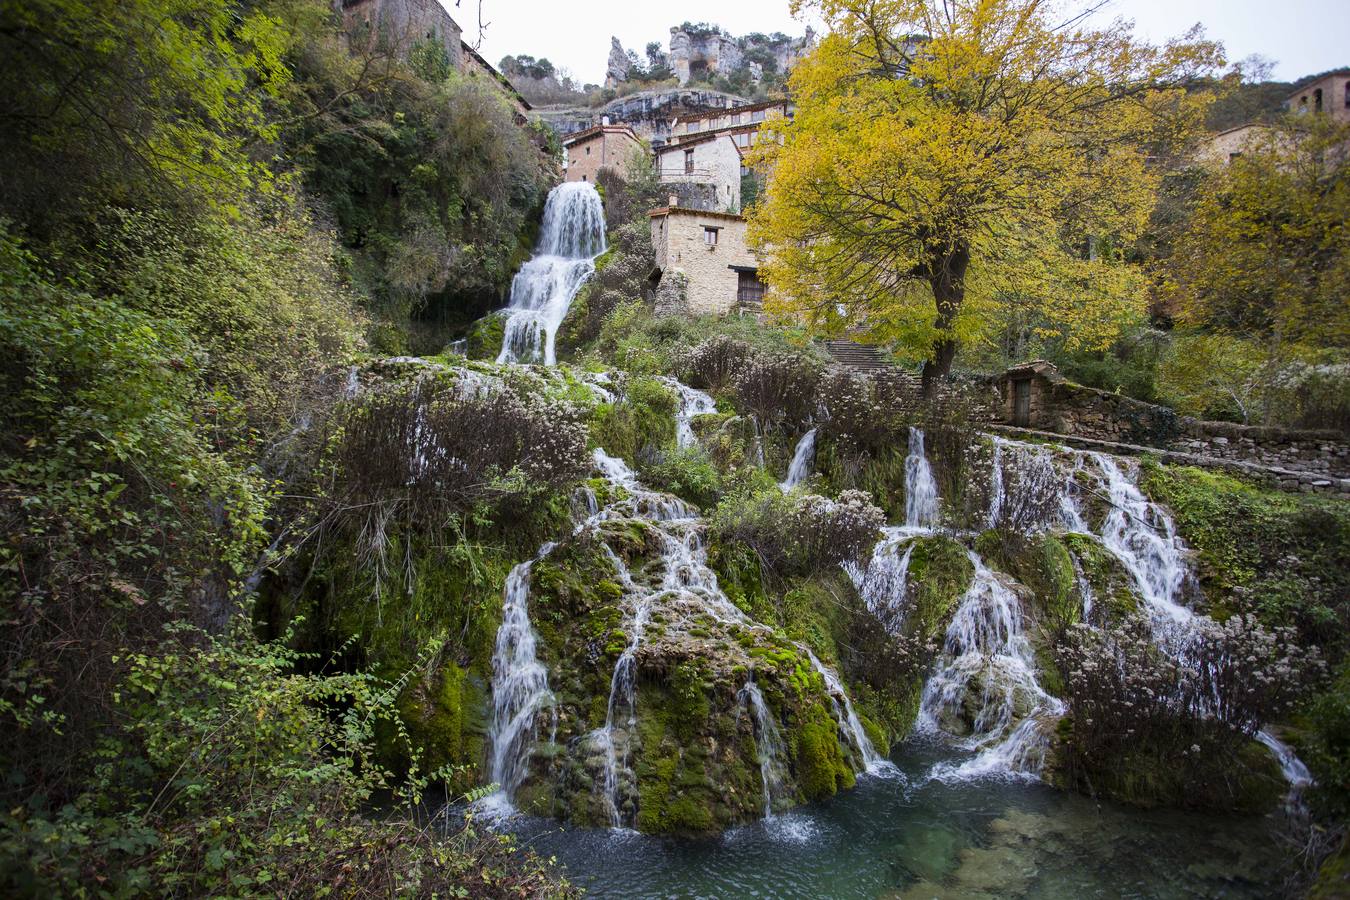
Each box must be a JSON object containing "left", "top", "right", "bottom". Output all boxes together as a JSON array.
[{"left": 1013, "top": 378, "right": 1031, "bottom": 426}]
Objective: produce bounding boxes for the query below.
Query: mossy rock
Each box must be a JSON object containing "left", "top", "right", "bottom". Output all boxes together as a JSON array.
[
  {"left": 904, "top": 535, "right": 974, "bottom": 642},
  {"left": 1062, "top": 533, "right": 1141, "bottom": 627},
  {"left": 791, "top": 701, "right": 857, "bottom": 800},
  {"left": 1048, "top": 727, "right": 1286, "bottom": 814},
  {"left": 464, "top": 311, "right": 507, "bottom": 360}
]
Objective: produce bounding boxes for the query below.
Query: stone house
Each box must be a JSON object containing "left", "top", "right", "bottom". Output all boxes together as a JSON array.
[
  {"left": 563, "top": 124, "right": 645, "bottom": 184},
  {"left": 648, "top": 206, "right": 766, "bottom": 315},
  {"left": 1288, "top": 69, "right": 1350, "bottom": 123},
  {"left": 667, "top": 99, "right": 793, "bottom": 144},
  {"left": 654, "top": 134, "right": 742, "bottom": 212},
  {"left": 996, "top": 360, "right": 1062, "bottom": 429},
  {"left": 1200, "top": 123, "right": 1273, "bottom": 166},
  {"left": 335, "top": 0, "right": 530, "bottom": 117}
]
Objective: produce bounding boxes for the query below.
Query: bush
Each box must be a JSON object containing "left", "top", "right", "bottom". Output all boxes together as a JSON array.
[
  {"left": 0, "top": 630, "right": 576, "bottom": 897},
  {"left": 711, "top": 486, "right": 884, "bottom": 582},
  {"left": 732, "top": 353, "right": 823, "bottom": 432},
  {"left": 639, "top": 447, "right": 723, "bottom": 509},
  {"left": 1055, "top": 615, "right": 1317, "bottom": 808},
  {"left": 681, "top": 335, "right": 755, "bottom": 393}
]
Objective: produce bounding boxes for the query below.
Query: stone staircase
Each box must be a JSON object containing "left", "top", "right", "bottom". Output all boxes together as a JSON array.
[{"left": 822, "top": 340, "right": 893, "bottom": 372}]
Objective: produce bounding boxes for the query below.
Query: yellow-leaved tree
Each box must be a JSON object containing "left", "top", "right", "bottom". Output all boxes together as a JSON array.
[{"left": 749, "top": 0, "right": 1222, "bottom": 391}]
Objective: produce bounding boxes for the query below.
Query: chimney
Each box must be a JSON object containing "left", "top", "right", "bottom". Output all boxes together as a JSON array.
[
  {"left": 668, "top": 194, "right": 678, "bottom": 208},
  {"left": 601, "top": 115, "right": 611, "bottom": 126}
]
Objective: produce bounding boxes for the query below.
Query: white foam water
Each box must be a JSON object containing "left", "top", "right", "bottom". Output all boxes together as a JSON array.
[
  {"left": 497, "top": 182, "right": 606, "bottom": 366},
  {"left": 904, "top": 427, "right": 939, "bottom": 528},
  {"left": 780, "top": 428, "right": 818, "bottom": 491}
]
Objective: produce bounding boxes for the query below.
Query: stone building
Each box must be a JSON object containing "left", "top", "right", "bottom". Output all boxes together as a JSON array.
[
  {"left": 563, "top": 124, "right": 645, "bottom": 183},
  {"left": 334, "top": 0, "right": 530, "bottom": 117},
  {"left": 1288, "top": 69, "right": 1350, "bottom": 123},
  {"left": 667, "top": 99, "right": 793, "bottom": 145},
  {"left": 1199, "top": 123, "right": 1273, "bottom": 166},
  {"left": 654, "top": 134, "right": 742, "bottom": 212},
  {"left": 648, "top": 206, "right": 765, "bottom": 315}
]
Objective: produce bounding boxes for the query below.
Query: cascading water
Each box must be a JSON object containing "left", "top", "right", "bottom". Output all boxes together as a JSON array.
[
  {"left": 803, "top": 648, "right": 894, "bottom": 776},
  {"left": 987, "top": 438, "right": 1004, "bottom": 528},
  {"left": 662, "top": 377, "right": 717, "bottom": 449},
  {"left": 904, "top": 427, "right": 939, "bottom": 528},
  {"left": 737, "top": 681, "right": 790, "bottom": 819},
  {"left": 486, "top": 547, "right": 558, "bottom": 812},
  {"left": 919, "top": 553, "right": 1063, "bottom": 781},
  {"left": 497, "top": 182, "right": 606, "bottom": 366},
  {"left": 850, "top": 527, "right": 917, "bottom": 630},
  {"left": 779, "top": 428, "right": 817, "bottom": 491}
]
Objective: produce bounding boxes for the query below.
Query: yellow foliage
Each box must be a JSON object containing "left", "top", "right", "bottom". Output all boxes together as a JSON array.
[{"left": 750, "top": 0, "right": 1221, "bottom": 375}]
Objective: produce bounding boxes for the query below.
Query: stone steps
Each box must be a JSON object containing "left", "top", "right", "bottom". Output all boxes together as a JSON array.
[{"left": 822, "top": 340, "right": 893, "bottom": 371}]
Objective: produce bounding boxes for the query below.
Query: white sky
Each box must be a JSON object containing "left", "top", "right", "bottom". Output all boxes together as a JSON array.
[{"left": 459, "top": 0, "right": 1344, "bottom": 87}]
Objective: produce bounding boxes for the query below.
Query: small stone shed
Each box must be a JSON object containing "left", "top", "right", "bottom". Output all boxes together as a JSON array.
[{"left": 997, "top": 360, "right": 1062, "bottom": 429}]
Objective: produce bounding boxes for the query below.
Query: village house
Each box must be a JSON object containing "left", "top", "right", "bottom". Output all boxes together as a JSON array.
[
  {"left": 648, "top": 205, "right": 766, "bottom": 316},
  {"left": 1199, "top": 123, "right": 1273, "bottom": 166},
  {"left": 666, "top": 99, "right": 793, "bottom": 144},
  {"left": 562, "top": 124, "right": 645, "bottom": 183},
  {"left": 654, "top": 134, "right": 742, "bottom": 212},
  {"left": 335, "top": 0, "right": 530, "bottom": 117},
  {"left": 1288, "top": 69, "right": 1350, "bottom": 123}
]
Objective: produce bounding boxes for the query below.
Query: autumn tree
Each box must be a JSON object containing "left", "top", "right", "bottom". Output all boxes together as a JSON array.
[
  {"left": 1164, "top": 114, "right": 1350, "bottom": 350},
  {"left": 749, "top": 0, "right": 1221, "bottom": 391}
]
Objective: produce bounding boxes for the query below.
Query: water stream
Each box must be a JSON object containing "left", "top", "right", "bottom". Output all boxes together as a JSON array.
[
  {"left": 497, "top": 182, "right": 605, "bottom": 365},
  {"left": 780, "top": 427, "right": 818, "bottom": 490}
]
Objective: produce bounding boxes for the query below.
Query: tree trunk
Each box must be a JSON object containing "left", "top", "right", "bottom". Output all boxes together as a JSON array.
[{"left": 920, "top": 242, "right": 970, "bottom": 397}]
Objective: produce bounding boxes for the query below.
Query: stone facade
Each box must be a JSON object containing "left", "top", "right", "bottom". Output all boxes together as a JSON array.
[
  {"left": 668, "top": 99, "right": 792, "bottom": 145},
  {"left": 1199, "top": 123, "right": 1272, "bottom": 166},
  {"left": 335, "top": 1, "right": 530, "bottom": 116},
  {"left": 649, "top": 207, "right": 760, "bottom": 315},
  {"left": 563, "top": 125, "right": 645, "bottom": 184},
  {"left": 1288, "top": 70, "right": 1350, "bottom": 124},
  {"left": 655, "top": 134, "right": 742, "bottom": 212},
  {"left": 337, "top": 0, "right": 462, "bottom": 65}
]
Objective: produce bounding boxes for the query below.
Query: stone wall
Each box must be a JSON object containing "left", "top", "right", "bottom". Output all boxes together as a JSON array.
[
  {"left": 995, "top": 363, "right": 1350, "bottom": 482},
  {"left": 337, "top": 0, "right": 462, "bottom": 69},
  {"left": 649, "top": 208, "right": 755, "bottom": 315},
  {"left": 564, "top": 127, "right": 644, "bottom": 184}
]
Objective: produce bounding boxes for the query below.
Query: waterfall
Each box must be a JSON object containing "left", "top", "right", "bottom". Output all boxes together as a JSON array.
[
  {"left": 497, "top": 182, "right": 606, "bottom": 366},
  {"left": 987, "top": 438, "right": 1004, "bottom": 528},
  {"left": 919, "top": 553, "right": 1063, "bottom": 782},
  {"left": 592, "top": 546, "right": 646, "bottom": 829},
  {"left": 1082, "top": 453, "right": 1191, "bottom": 626},
  {"left": 738, "top": 681, "right": 790, "bottom": 818},
  {"left": 803, "top": 648, "right": 895, "bottom": 776},
  {"left": 904, "top": 427, "right": 939, "bottom": 528},
  {"left": 663, "top": 377, "right": 717, "bottom": 449},
  {"left": 487, "top": 546, "right": 558, "bottom": 809},
  {"left": 779, "top": 428, "right": 818, "bottom": 491},
  {"left": 850, "top": 527, "right": 918, "bottom": 631}
]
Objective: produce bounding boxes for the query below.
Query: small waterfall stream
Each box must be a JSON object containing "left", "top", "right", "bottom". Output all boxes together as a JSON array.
[
  {"left": 663, "top": 377, "right": 718, "bottom": 449},
  {"left": 486, "top": 547, "right": 558, "bottom": 810},
  {"left": 779, "top": 428, "right": 817, "bottom": 491},
  {"left": 738, "top": 681, "right": 790, "bottom": 818},
  {"left": 904, "top": 426, "right": 939, "bottom": 528},
  {"left": 497, "top": 182, "right": 606, "bottom": 366}
]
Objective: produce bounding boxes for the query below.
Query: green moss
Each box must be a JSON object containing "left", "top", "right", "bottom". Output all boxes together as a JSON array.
[
  {"left": 1140, "top": 462, "right": 1350, "bottom": 655},
  {"left": 464, "top": 311, "right": 506, "bottom": 360},
  {"left": 1063, "top": 533, "right": 1141, "bottom": 626},
  {"left": 904, "top": 535, "right": 974, "bottom": 641},
  {"left": 793, "top": 702, "right": 856, "bottom": 800}
]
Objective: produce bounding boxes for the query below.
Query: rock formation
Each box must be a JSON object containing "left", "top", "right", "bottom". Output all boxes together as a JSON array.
[{"left": 605, "top": 36, "right": 631, "bottom": 89}]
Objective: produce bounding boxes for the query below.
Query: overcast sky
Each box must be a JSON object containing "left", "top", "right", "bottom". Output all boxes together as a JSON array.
[{"left": 463, "top": 0, "right": 1343, "bottom": 88}]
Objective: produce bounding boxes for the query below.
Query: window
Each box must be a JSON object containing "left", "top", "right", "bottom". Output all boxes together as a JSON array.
[
  {"left": 686, "top": 122, "right": 696, "bottom": 134},
  {"left": 1314, "top": 88, "right": 1324, "bottom": 113},
  {"left": 1345, "top": 80, "right": 1350, "bottom": 108},
  {"left": 731, "top": 113, "right": 742, "bottom": 125},
  {"left": 704, "top": 227, "right": 720, "bottom": 247},
  {"left": 586, "top": 146, "right": 591, "bottom": 155},
  {"left": 684, "top": 149, "right": 695, "bottom": 175},
  {"left": 751, "top": 110, "right": 765, "bottom": 123},
  {"left": 737, "top": 270, "right": 767, "bottom": 305},
  {"left": 736, "top": 133, "right": 749, "bottom": 148}
]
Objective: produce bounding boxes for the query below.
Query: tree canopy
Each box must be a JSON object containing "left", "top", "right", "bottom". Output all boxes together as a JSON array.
[{"left": 749, "top": 0, "right": 1222, "bottom": 388}]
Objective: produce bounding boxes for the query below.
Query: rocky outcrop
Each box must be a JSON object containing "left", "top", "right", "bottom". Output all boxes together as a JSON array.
[
  {"left": 604, "top": 36, "right": 630, "bottom": 89},
  {"left": 667, "top": 25, "right": 816, "bottom": 86},
  {"left": 534, "top": 88, "right": 753, "bottom": 144}
]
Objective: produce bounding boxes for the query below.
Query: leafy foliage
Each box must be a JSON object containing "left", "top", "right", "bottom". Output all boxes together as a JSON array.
[{"left": 750, "top": 0, "right": 1220, "bottom": 385}]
